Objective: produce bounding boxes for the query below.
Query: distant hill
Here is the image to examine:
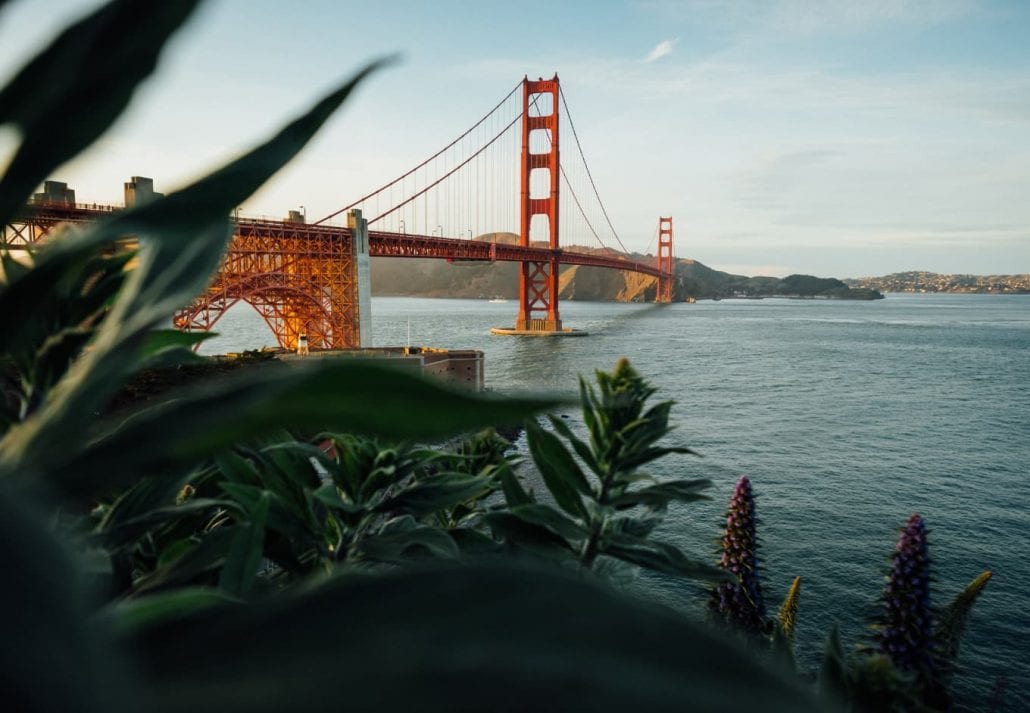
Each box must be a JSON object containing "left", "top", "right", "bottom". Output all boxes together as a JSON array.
[
  {"left": 371, "top": 240, "right": 883, "bottom": 301},
  {"left": 844, "top": 271, "right": 1030, "bottom": 294}
]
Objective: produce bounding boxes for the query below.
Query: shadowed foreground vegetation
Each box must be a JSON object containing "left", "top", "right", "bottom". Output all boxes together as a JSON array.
[{"left": 0, "top": 2, "right": 990, "bottom": 711}]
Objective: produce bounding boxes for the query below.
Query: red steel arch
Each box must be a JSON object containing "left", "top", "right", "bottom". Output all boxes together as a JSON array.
[
  {"left": 173, "top": 274, "right": 343, "bottom": 350},
  {"left": 173, "top": 217, "right": 361, "bottom": 349}
]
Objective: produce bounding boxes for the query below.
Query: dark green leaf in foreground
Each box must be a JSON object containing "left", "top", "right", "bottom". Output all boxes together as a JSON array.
[
  {"left": 357, "top": 517, "right": 460, "bottom": 563},
  {"left": 935, "top": 570, "right": 992, "bottom": 685},
  {"left": 131, "top": 527, "right": 236, "bottom": 596},
  {"left": 377, "top": 473, "right": 494, "bottom": 518},
  {"left": 219, "top": 491, "right": 271, "bottom": 597},
  {"left": 819, "top": 625, "right": 850, "bottom": 707},
  {"left": 137, "top": 329, "right": 215, "bottom": 368},
  {"left": 610, "top": 478, "right": 712, "bottom": 509},
  {"left": 122, "top": 563, "right": 820, "bottom": 713},
  {"left": 50, "top": 360, "right": 557, "bottom": 499},
  {"left": 483, "top": 512, "right": 576, "bottom": 559},
  {"left": 0, "top": 0, "right": 204, "bottom": 224},
  {"left": 97, "top": 498, "right": 236, "bottom": 548},
  {"left": 548, "top": 413, "right": 601, "bottom": 475},
  {"left": 509, "top": 503, "right": 588, "bottom": 541},
  {"left": 525, "top": 419, "right": 589, "bottom": 518},
  {"left": 0, "top": 483, "right": 129, "bottom": 713},
  {"left": 0, "top": 59, "right": 390, "bottom": 486},
  {"left": 497, "top": 465, "right": 534, "bottom": 507},
  {"left": 106, "top": 587, "right": 240, "bottom": 636},
  {"left": 603, "top": 536, "right": 731, "bottom": 582}
]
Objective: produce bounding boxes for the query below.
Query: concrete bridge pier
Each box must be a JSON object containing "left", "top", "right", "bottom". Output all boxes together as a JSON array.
[{"left": 348, "top": 209, "right": 372, "bottom": 348}]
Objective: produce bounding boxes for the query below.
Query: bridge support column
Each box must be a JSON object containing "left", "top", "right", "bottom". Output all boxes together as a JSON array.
[
  {"left": 495, "top": 74, "right": 586, "bottom": 337},
  {"left": 349, "top": 209, "right": 372, "bottom": 347},
  {"left": 656, "top": 216, "right": 674, "bottom": 303}
]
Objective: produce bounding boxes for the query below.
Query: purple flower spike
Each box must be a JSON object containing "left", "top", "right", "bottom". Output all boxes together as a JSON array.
[
  {"left": 710, "top": 475, "right": 767, "bottom": 635},
  {"left": 879, "top": 513, "right": 935, "bottom": 679}
]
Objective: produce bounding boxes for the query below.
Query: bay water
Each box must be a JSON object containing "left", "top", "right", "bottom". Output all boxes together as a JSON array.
[{"left": 202, "top": 293, "right": 1029, "bottom": 709}]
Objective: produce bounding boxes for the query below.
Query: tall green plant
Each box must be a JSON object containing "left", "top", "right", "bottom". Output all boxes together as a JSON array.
[{"left": 486, "top": 358, "right": 728, "bottom": 583}]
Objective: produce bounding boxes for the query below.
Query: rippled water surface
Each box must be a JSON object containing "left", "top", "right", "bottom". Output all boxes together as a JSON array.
[{"left": 204, "top": 293, "right": 1029, "bottom": 709}]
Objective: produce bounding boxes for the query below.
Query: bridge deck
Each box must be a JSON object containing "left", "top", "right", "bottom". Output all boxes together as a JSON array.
[{"left": 8, "top": 203, "right": 664, "bottom": 279}]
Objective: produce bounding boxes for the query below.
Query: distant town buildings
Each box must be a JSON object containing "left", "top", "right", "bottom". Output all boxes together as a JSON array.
[{"left": 845, "top": 271, "right": 1030, "bottom": 294}]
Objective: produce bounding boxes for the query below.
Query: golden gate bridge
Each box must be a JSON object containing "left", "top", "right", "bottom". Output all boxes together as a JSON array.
[{"left": 3, "top": 75, "right": 676, "bottom": 348}]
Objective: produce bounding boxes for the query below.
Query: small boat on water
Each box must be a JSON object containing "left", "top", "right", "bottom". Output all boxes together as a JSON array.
[{"left": 488, "top": 297, "right": 508, "bottom": 303}]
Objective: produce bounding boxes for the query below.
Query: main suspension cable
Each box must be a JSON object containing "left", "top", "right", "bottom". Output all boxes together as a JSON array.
[
  {"left": 559, "top": 85, "right": 629, "bottom": 254},
  {"left": 369, "top": 112, "right": 522, "bottom": 226},
  {"left": 313, "top": 80, "right": 523, "bottom": 226}
]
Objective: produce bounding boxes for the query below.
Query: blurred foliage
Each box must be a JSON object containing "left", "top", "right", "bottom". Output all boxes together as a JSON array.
[{"left": 0, "top": 2, "right": 992, "bottom": 712}]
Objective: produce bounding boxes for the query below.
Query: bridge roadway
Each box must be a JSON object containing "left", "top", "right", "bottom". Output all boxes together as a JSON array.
[{"left": 7, "top": 202, "right": 663, "bottom": 279}]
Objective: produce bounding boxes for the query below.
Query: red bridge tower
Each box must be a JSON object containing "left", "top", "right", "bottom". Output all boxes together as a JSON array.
[
  {"left": 657, "top": 216, "right": 674, "bottom": 303},
  {"left": 516, "top": 74, "right": 562, "bottom": 332}
]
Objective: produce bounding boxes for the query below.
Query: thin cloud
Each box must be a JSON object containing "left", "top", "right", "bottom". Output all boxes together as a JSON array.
[{"left": 645, "top": 38, "right": 677, "bottom": 63}]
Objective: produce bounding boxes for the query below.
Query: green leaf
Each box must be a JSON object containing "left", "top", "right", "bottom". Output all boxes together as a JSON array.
[
  {"left": 98, "top": 498, "right": 237, "bottom": 547},
  {"left": 510, "top": 503, "right": 587, "bottom": 541},
  {"left": 311, "top": 483, "right": 362, "bottom": 514},
  {"left": 122, "top": 563, "right": 822, "bottom": 713},
  {"left": 602, "top": 536, "right": 731, "bottom": 582},
  {"left": 132, "top": 527, "right": 236, "bottom": 595},
  {"left": 548, "top": 414, "right": 601, "bottom": 475},
  {"left": 2, "top": 249, "right": 132, "bottom": 418},
  {"left": 106, "top": 587, "right": 239, "bottom": 636},
  {"left": 214, "top": 451, "right": 262, "bottom": 487},
  {"left": 0, "top": 0, "right": 205, "bottom": 224},
  {"left": 358, "top": 518, "right": 459, "bottom": 563},
  {"left": 377, "top": 473, "right": 493, "bottom": 518},
  {"left": 449, "top": 528, "right": 502, "bottom": 557},
  {"left": 0, "top": 59, "right": 392, "bottom": 491},
  {"left": 497, "top": 465, "right": 534, "bottom": 507},
  {"left": 140, "top": 329, "right": 214, "bottom": 355},
  {"left": 157, "top": 538, "right": 200, "bottom": 569},
  {"left": 95, "top": 472, "right": 196, "bottom": 540},
  {"left": 483, "top": 512, "right": 576, "bottom": 559},
  {"left": 818, "top": 625, "right": 850, "bottom": 707},
  {"left": 137, "top": 329, "right": 215, "bottom": 368},
  {"left": 219, "top": 491, "right": 270, "bottom": 596},
  {"left": 579, "top": 376, "right": 603, "bottom": 451},
  {"left": 934, "top": 570, "right": 992, "bottom": 684},
  {"left": 610, "top": 478, "right": 711, "bottom": 510},
  {"left": 0, "top": 483, "right": 128, "bottom": 713},
  {"left": 525, "top": 420, "right": 589, "bottom": 518},
  {"left": 52, "top": 361, "right": 556, "bottom": 500}
]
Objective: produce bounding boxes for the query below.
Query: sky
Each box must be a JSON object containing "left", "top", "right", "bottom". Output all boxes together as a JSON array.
[{"left": 1, "top": 0, "right": 1028, "bottom": 278}]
